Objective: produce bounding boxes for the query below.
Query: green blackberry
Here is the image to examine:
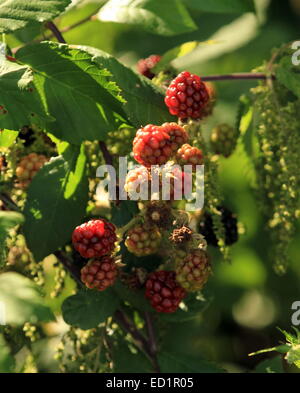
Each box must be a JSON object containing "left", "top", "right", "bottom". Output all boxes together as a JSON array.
[{"left": 199, "top": 206, "right": 238, "bottom": 246}]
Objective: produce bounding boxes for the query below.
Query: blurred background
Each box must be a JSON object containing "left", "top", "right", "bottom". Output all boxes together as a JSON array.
[{"left": 6, "top": 0, "right": 300, "bottom": 372}]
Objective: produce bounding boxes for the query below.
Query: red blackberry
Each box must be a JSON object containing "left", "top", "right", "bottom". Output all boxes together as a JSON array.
[
  {"left": 80, "top": 256, "right": 117, "bottom": 291},
  {"left": 137, "top": 54, "right": 161, "bottom": 79},
  {"left": 176, "top": 143, "right": 203, "bottom": 169},
  {"left": 72, "top": 219, "right": 117, "bottom": 259},
  {"left": 198, "top": 207, "right": 238, "bottom": 246},
  {"left": 176, "top": 249, "right": 211, "bottom": 292},
  {"left": 133, "top": 123, "right": 187, "bottom": 167},
  {"left": 164, "top": 71, "right": 209, "bottom": 119},
  {"left": 160, "top": 122, "right": 189, "bottom": 152},
  {"left": 145, "top": 270, "right": 186, "bottom": 313}
]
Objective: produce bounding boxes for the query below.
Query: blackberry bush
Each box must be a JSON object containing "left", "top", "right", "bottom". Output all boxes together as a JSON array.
[{"left": 0, "top": 0, "right": 299, "bottom": 376}]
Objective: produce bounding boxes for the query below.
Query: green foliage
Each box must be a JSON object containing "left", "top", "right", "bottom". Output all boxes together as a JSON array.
[
  {"left": 0, "top": 0, "right": 71, "bottom": 34},
  {"left": 158, "top": 351, "right": 224, "bottom": 373},
  {"left": 23, "top": 144, "right": 88, "bottom": 261},
  {"left": 112, "top": 338, "right": 152, "bottom": 372},
  {"left": 183, "top": 0, "right": 255, "bottom": 14},
  {"left": 250, "top": 81, "right": 300, "bottom": 273},
  {"left": 0, "top": 130, "right": 18, "bottom": 148},
  {"left": 98, "top": 0, "right": 197, "bottom": 36},
  {"left": 0, "top": 334, "right": 15, "bottom": 373},
  {"left": 276, "top": 54, "right": 300, "bottom": 99},
  {"left": 0, "top": 211, "right": 24, "bottom": 267},
  {"left": 0, "top": 272, "right": 54, "bottom": 324},
  {"left": 254, "top": 356, "right": 284, "bottom": 373},
  {"left": 0, "top": 59, "right": 50, "bottom": 131},
  {"left": 111, "top": 200, "right": 139, "bottom": 227},
  {"left": 83, "top": 46, "right": 173, "bottom": 127},
  {"left": 16, "top": 42, "right": 126, "bottom": 144},
  {"left": 62, "top": 288, "right": 120, "bottom": 330},
  {"left": 250, "top": 328, "right": 300, "bottom": 370}
]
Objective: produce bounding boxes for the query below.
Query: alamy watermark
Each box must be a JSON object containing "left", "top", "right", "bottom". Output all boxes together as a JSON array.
[
  {"left": 291, "top": 301, "right": 300, "bottom": 326},
  {"left": 95, "top": 157, "right": 204, "bottom": 211},
  {"left": 292, "top": 41, "right": 300, "bottom": 66}
]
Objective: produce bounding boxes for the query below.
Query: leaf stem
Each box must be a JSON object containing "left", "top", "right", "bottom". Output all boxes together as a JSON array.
[{"left": 45, "top": 21, "right": 66, "bottom": 44}]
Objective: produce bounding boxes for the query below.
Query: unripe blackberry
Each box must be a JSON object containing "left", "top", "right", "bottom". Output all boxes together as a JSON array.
[
  {"left": 198, "top": 207, "right": 238, "bottom": 246},
  {"left": 133, "top": 123, "right": 187, "bottom": 167},
  {"left": 72, "top": 219, "right": 117, "bottom": 259},
  {"left": 165, "top": 71, "right": 209, "bottom": 119},
  {"left": 145, "top": 270, "right": 186, "bottom": 313},
  {"left": 176, "top": 249, "right": 211, "bottom": 292},
  {"left": 125, "top": 223, "right": 161, "bottom": 256},
  {"left": 15, "top": 153, "right": 48, "bottom": 187},
  {"left": 80, "top": 257, "right": 117, "bottom": 291},
  {"left": 137, "top": 55, "right": 161, "bottom": 79},
  {"left": 176, "top": 143, "right": 203, "bottom": 169},
  {"left": 210, "top": 123, "right": 239, "bottom": 158}
]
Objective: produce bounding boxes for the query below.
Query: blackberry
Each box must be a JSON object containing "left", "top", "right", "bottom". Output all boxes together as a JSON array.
[{"left": 198, "top": 206, "right": 238, "bottom": 246}]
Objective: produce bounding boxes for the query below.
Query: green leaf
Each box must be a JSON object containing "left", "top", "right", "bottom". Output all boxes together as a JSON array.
[
  {"left": 98, "top": 0, "right": 197, "bottom": 36},
  {"left": 62, "top": 288, "right": 120, "bottom": 329},
  {"left": 0, "top": 272, "right": 55, "bottom": 324},
  {"left": 112, "top": 338, "right": 152, "bottom": 372},
  {"left": 80, "top": 46, "right": 174, "bottom": 126},
  {"left": 113, "top": 280, "right": 153, "bottom": 312},
  {"left": 158, "top": 351, "right": 224, "bottom": 373},
  {"left": 0, "top": 211, "right": 24, "bottom": 268},
  {"left": 153, "top": 40, "right": 218, "bottom": 73},
  {"left": 276, "top": 55, "right": 300, "bottom": 98},
  {"left": 16, "top": 42, "right": 126, "bottom": 144},
  {"left": 0, "top": 59, "right": 51, "bottom": 131},
  {"left": 0, "top": 130, "right": 18, "bottom": 148},
  {"left": 23, "top": 144, "right": 88, "bottom": 261},
  {"left": 158, "top": 292, "right": 211, "bottom": 323},
  {"left": 184, "top": 0, "right": 255, "bottom": 14},
  {"left": 0, "top": 0, "right": 71, "bottom": 34},
  {"left": 111, "top": 200, "right": 139, "bottom": 227},
  {"left": 254, "top": 356, "right": 284, "bottom": 373},
  {"left": 0, "top": 334, "right": 15, "bottom": 373}
]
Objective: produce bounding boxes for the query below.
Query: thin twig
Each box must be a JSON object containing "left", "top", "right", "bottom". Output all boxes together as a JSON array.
[
  {"left": 0, "top": 192, "right": 19, "bottom": 212},
  {"left": 54, "top": 250, "right": 83, "bottom": 286},
  {"left": 114, "top": 310, "right": 150, "bottom": 354},
  {"left": 144, "top": 311, "right": 160, "bottom": 372},
  {"left": 201, "top": 72, "right": 276, "bottom": 82},
  {"left": 98, "top": 141, "right": 121, "bottom": 205},
  {"left": 45, "top": 21, "right": 66, "bottom": 44}
]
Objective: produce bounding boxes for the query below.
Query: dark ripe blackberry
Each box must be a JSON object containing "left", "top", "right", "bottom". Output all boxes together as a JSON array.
[
  {"left": 19, "top": 126, "right": 36, "bottom": 147},
  {"left": 199, "top": 206, "right": 238, "bottom": 246}
]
